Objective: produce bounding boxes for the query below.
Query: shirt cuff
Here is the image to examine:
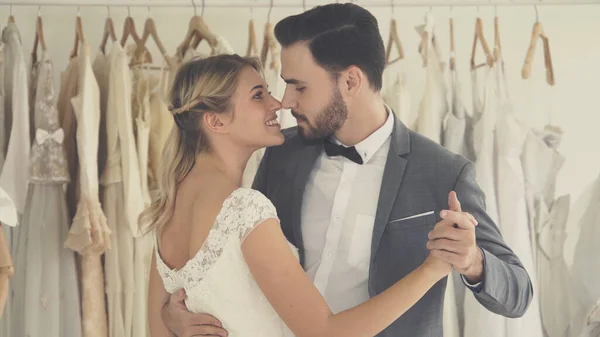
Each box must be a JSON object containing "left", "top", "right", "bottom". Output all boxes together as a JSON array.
[{"left": 461, "top": 247, "right": 486, "bottom": 293}]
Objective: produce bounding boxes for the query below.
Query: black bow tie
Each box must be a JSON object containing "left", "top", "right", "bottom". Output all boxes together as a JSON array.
[{"left": 323, "top": 140, "right": 364, "bottom": 165}]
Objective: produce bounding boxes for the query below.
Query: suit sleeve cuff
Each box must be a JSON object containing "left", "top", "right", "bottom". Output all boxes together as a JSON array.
[{"left": 461, "top": 246, "right": 486, "bottom": 293}]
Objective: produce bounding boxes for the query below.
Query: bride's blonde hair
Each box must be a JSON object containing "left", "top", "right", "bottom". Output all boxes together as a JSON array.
[{"left": 139, "top": 54, "right": 262, "bottom": 235}]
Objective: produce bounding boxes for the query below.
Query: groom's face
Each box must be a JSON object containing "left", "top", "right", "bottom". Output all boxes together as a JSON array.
[{"left": 280, "top": 43, "right": 348, "bottom": 143}]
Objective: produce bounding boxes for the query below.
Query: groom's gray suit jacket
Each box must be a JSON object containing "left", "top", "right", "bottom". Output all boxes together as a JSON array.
[{"left": 252, "top": 116, "right": 533, "bottom": 337}]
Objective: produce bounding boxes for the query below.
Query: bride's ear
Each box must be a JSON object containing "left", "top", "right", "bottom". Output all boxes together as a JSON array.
[{"left": 203, "top": 112, "right": 231, "bottom": 134}]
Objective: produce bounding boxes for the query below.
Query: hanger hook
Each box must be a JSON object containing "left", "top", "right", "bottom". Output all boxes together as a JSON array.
[
  {"left": 38, "top": 5, "right": 41, "bottom": 16},
  {"left": 391, "top": 0, "right": 395, "bottom": 16},
  {"left": 302, "top": 0, "right": 306, "bottom": 12},
  {"left": 107, "top": 6, "right": 111, "bottom": 18},
  {"left": 268, "top": 0, "right": 274, "bottom": 22},
  {"left": 534, "top": 4, "right": 539, "bottom": 22},
  {"left": 77, "top": 6, "right": 80, "bottom": 17},
  {"left": 191, "top": 0, "right": 197, "bottom": 16},
  {"left": 201, "top": 0, "right": 205, "bottom": 17},
  {"left": 127, "top": 6, "right": 131, "bottom": 17},
  {"left": 148, "top": 6, "right": 151, "bottom": 17},
  {"left": 9, "top": 4, "right": 12, "bottom": 15}
]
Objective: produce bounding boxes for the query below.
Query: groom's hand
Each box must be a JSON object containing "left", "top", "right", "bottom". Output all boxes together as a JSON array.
[
  {"left": 426, "top": 191, "right": 484, "bottom": 284},
  {"left": 162, "top": 289, "right": 228, "bottom": 337}
]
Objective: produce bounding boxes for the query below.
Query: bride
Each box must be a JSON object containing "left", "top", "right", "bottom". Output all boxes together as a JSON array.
[{"left": 141, "top": 54, "right": 453, "bottom": 337}]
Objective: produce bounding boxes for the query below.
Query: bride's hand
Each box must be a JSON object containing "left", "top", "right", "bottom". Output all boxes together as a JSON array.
[
  {"left": 421, "top": 254, "right": 452, "bottom": 280},
  {"left": 162, "top": 289, "right": 228, "bottom": 337}
]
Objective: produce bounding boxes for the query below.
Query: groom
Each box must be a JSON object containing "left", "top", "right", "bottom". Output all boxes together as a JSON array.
[{"left": 162, "top": 3, "right": 533, "bottom": 336}]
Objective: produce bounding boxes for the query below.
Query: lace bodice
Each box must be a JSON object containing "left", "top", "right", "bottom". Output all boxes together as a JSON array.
[
  {"left": 155, "top": 188, "right": 297, "bottom": 337},
  {"left": 29, "top": 52, "right": 69, "bottom": 183}
]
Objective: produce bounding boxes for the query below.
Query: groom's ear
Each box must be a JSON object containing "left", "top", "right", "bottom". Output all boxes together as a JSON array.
[{"left": 341, "top": 65, "right": 364, "bottom": 96}]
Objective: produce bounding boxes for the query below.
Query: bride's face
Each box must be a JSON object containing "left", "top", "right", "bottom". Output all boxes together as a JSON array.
[{"left": 216, "top": 67, "right": 285, "bottom": 150}]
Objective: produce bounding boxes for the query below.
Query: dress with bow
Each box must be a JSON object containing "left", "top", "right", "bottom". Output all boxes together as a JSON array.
[{"left": 10, "top": 50, "right": 82, "bottom": 337}]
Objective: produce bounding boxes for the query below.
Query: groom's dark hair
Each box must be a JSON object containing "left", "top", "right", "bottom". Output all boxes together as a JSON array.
[{"left": 274, "top": 3, "right": 385, "bottom": 92}]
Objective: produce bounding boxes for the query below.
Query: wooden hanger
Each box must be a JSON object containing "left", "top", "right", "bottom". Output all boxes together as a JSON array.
[
  {"left": 259, "top": 1, "right": 279, "bottom": 70},
  {"left": 449, "top": 17, "right": 455, "bottom": 71},
  {"left": 177, "top": 14, "right": 218, "bottom": 59},
  {"left": 99, "top": 13, "right": 117, "bottom": 55},
  {"left": 132, "top": 16, "right": 174, "bottom": 68},
  {"left": 261, "top": 22, "right": 279, "bottom": 70},
  {"left": 470, "top": 17, "right": 494, "bottom": 70},
  {"left": 521, "top": 17, "right": 555, "bottom": 85},
  {"left": 31, "top": 10, "right": 47, "bottom": 65},
  {"left": 120, "top": 16, "right": 139, "bottom": 47},
  {"left": 246, "top": 19, "right": 259, "bottom": 57},
  {"left": 385, "top": 19, "right": 404, "bottom": 66},
  {"left": 493, "top": 16, "right": 502, "bottom": 61},
  {"left": 69, "top": 14, "right": 86, "bottom": 59},
  {"left": 120, "top": 15, "right": 152, "bottom": 64}
]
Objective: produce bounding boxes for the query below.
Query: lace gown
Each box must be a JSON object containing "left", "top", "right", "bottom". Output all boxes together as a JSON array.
[
  {"left": 10, "top": 51, "right": 82, "bottom": 337},
  {"left": 155, "top": 188, "right": 297, "bottom": 337}
]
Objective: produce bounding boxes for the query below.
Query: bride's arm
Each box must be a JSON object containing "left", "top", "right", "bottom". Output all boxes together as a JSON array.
[
  {"left": 242, "top": 219, "right": 449, "bottom": 337},
  {"left": 148, "top": 253, "right": 175, "bottom": 337}
]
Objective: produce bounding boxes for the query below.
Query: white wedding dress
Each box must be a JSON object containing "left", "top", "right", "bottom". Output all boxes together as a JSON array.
[{"left": 155, "top": 188, "right": 297, "bottom": 337}]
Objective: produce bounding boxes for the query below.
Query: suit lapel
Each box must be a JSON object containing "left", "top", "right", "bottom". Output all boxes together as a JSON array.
[
  {"left": 370, "top": 117, "right": 411, "bottom": 260},
  {"left": 292, "top": 143, "right": 323, "bottom": 266}
]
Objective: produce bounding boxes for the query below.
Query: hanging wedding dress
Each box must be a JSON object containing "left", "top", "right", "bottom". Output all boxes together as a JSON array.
[
  {"left": 521, "top": 123, "right": 579, "bottom": 337},
  {"left": 442, "top": 63, "right": 474, "bottom": 161},
  {"left": 441, "top": 53, "right": 473, "bottom": 337},
  {"left": 0, "top": 23, "right": 29, "bottom": 212},
  {"left": 101, "top": 42, "right": 143, "bottom": 337},
  {"left": 414, "top": 13, "right": 447, "bottom": 144},
  {"left": 148, "top": 66, "right": 173, "bottom": 191},
  {"left": 494, "top": 52, "right": 544, "bottom": 337},
  {"left": 0, "top": 22, "right": 30, "bottom": 337},
  {"left": 58, "top": 49, "right": 81, "bottom": 224},
  {"left": 463, "top": 61, "right": 503, "bottom": 337},
  {"left": 11, "top": 50, "right": 82, "bottom": 337},
  {"left": 570, "top": 172, "right": 600, "bottom": 336},
  {"left": 383, "top": 61, "right": 414, "bottom": 129},
  {"left": 62, "top": 42, "right": 110, "bottom": 337},
  {"left": 131, "top": 62, "right": 156, "bottom": 337},
  {"left": 92, "top": 50, "right": 110, "bottom": 183}
]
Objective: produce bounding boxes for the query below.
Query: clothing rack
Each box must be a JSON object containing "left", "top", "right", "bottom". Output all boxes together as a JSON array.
[{"left": 2, "top": 0, "right": 599, "bottom": 9}]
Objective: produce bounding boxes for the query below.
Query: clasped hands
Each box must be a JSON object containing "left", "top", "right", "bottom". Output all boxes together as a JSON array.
[{"left": 427, "top": 191, "right": 484, "bottom": 284}]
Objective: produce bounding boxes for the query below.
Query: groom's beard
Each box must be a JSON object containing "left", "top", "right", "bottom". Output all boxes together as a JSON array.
[{"left": 294, "top": 87, "right": 348, "bottom": 145}]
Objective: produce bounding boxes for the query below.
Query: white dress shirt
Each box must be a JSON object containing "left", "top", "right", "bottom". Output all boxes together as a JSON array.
[{"left": 301, "top": 107, "right": 394, "bottom": 313}]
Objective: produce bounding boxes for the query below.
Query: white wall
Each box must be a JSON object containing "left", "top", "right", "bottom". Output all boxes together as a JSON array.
[{"left": 5, "top": 1, "right": 600, "bottom": 262}]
